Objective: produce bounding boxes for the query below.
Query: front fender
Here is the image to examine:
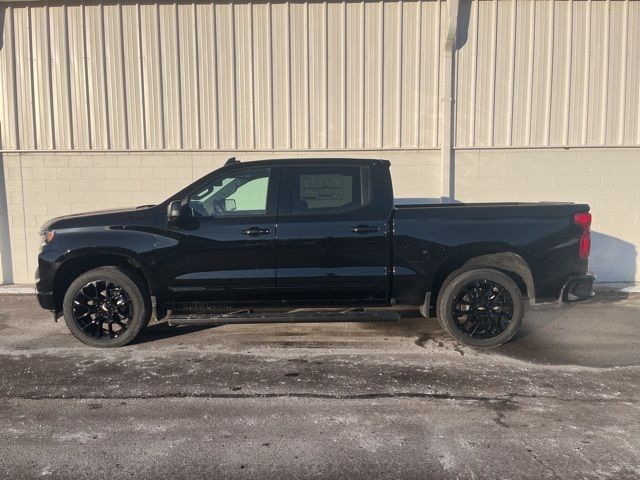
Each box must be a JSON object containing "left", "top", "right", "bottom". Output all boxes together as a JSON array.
[{"left": 38, "top": 226, "right": 158, "bottom": 300}]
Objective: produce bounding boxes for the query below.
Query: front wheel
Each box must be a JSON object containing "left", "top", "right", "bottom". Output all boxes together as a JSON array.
[
  {"left": 436, "top": 268, "right": 524, "bottom": 348},
  {"left": 62, "top": 267, "right": 151, "bottom": 348}
]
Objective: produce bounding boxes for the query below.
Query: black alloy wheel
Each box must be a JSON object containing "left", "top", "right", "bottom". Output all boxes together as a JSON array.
[
  {"left": 63, "top": 267, "right": 152, "bottom": 347},
  {"left": 436, "top": 268, "right": 524, "bottom": 348},
  {"left": 71, "top": 280, "right": 134, "bottom": 340},
  {"left": 450, "top": 279, "right": 514, "bottom": 339}
]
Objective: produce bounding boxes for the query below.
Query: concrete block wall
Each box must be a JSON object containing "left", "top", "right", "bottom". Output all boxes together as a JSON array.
[
  {"left": 0, "top": 150, "right": 442, "bottom": 284},
  {"left": 2, "top": 147, "right": 637, "bottom": 284},
  {"left": 455, "top": 148, "right": 640, "bottom": 282}
]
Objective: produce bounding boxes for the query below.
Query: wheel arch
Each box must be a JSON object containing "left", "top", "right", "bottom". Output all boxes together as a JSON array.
[
  {"left": 52, "top": 250, "right": 156, "bottom": 315},
  {"left": 427, "top": 251, "right": 535, "bottom": 313}
]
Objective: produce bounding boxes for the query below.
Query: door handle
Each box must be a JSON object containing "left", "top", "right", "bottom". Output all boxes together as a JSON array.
[
  {"left": 351, "top": 225, "right": 380, "bottom": 234},
  {"left": 242, "top": 227, "right": 271, "bottom": 236}
]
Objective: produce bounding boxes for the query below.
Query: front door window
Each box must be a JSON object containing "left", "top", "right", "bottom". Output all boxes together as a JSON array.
[{"left": 188, "top": 168, "right": 270, "bottom": 217}]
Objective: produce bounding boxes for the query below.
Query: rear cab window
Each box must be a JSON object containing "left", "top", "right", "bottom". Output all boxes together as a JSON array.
[{"left": 281, "top": 165, "right": 372, "bottom": 215}]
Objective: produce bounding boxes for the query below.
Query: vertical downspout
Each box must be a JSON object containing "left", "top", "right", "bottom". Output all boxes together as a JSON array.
[{"left": 441, "top": 0, "right": 459, "bottom": 202}]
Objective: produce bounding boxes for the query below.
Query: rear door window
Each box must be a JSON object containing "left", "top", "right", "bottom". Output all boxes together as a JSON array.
[{"left": 286, "top": 166, "right": 371, "bottom": 214}]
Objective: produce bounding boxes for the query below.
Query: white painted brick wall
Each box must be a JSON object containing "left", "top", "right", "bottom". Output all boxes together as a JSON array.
[
  {"left": 456, "top": 148, "right": 640, "bottom": 282},
  {"left": 2, "top": 150, "right": 443, "bottom": 284},
  {"left": 2, "top": 149, "right": 637, "bottom": 284}
]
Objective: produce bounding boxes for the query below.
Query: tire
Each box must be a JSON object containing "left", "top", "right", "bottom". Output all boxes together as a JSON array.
[
  {"left": 62, "top": 267, "right": 152, "bottom": 348},
  {"left": 436, "top": 268, "right": 524, "bottom": 348}
]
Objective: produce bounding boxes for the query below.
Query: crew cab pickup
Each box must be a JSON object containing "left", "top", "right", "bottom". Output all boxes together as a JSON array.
[{"left": 36, "top": 158, "right": 595, "bottom": 348}]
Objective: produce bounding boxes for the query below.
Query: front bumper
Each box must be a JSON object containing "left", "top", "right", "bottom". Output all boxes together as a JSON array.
[
  {"left": 37, "top": 291, "right": 56, "bottom": 310},
  {"left": 559, "top": 273, "right": 596, "bottom": 303}
]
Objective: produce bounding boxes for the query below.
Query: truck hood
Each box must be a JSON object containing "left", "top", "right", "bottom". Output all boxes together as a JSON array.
[{"left": 40, "top": 205, "right": 158, "bottom": 231}]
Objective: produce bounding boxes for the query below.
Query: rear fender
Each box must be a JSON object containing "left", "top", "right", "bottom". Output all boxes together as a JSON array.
[
  {"left": 422, "top": 250, "right": 536, "bottom": 316},
  {"left": 462, "top": 252, "right": 535, "bottom": 303}
]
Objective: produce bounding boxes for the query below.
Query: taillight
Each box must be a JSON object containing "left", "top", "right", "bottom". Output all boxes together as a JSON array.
[{"left": 574, "top": 212, "right": 592, "bottom": 259}]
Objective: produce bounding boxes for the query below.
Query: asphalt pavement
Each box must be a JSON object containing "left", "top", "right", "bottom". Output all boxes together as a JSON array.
[{"left": 0, "top": 290, "right": 639, "bottom": 479}]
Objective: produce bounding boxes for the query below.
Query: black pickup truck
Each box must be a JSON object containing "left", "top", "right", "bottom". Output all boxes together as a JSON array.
[{"left": 36, "top": 158, "right": 595, "bottom": 348}]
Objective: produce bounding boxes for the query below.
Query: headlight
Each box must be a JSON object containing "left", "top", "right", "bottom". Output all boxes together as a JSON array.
[{"left": 39, "top": 230, "right": 55, "bottom": 247}]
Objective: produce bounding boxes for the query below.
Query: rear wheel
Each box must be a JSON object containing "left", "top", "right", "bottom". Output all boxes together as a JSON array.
[
  {"left": 62, "top": 267, "right": 151, "bottom": 348},
  {"left": 436, "top": 268, "right": 524, "bottom": 347}
]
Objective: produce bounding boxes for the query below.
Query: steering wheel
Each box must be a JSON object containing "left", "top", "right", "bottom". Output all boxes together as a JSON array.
[
  {"left": 189, "top": 198, "right": 226, "bottom": 217},
  {"left": 211, "top": 198, "right": 226, "bottom": 216},
  {"left": 189, "top": 201, "right": 208, "bottom": 217}
]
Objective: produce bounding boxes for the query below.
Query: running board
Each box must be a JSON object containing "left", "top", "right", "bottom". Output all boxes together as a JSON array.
[{"left": 167, "top": 310, "right": 400, "bottom": 327}]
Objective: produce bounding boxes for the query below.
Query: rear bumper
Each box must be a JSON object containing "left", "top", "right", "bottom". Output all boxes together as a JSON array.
[{"left": 559, "top": 273, "right": 596, "bottom": 303}]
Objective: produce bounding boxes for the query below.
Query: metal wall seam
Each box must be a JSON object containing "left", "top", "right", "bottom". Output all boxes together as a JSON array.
[
  {"left": 342, "top": 1, "right": 347, "bottom": 148},
  {"left": 324, "top": 0, "right": 328, "bottom": 149},
  {"left": 156, "top": 3, "right": 165, "bottom": 148},
  {"left": 268, "top": 2, "right": 274, "bottom": 149},
  {"left": 211, "top": 2, "right": 220, "bottom": 149},
  {"left": 543, "top": 0, "right": 554, "bottom": 146},
  {"left": 600, "top": 0, "right": 610, "bottom": 145},
  {"left": 580, "top": 0, "right": 590, "bottom": 145},
  {"left": 378, "top": 0, "right": 383, "bottom": 148},
  {"left": 63, "top": 4, "right": 74, "bottom": 149},
  {"left": 2, "top": 5, "right": 20, "bottom": 149},
  {"left": 433, "top": 0, "right": 440, "bottom": 147},
  {"left": 248, "top": 2, "right": 256, "bottom": 149},
  {"left": 86, "top": 4, "right": 107, "bottom": 149},
  {"left": 488, "top": 0, "right": 497, "bottom": 147},
  {"left": 12, "top": 4, "right": 20, "bottom": 150},
  {"left": 192, "top": 2, "right": 201, "bottom": 149},
  {"left": 31, "top": 6, "right": 48, "bottom": 148},
  {"left": 27, "top": 5, "right": 38, "bottom": 148},
  {"left": 562, "top": 0, "right": 572, "bottom": 146},
  {"left": 524, "top": 0, "right": 535, "bottom": 146},
  {"left": 230, "top": 3, "right": 238, "bottom": 148},
  {"left": 175, "top": 2, "right": 184, "bottom": 149},
  {"left": 305, "top": 1, "right": 310, "bottom": 149},
  {"left": 117, "top": 3, "right": 130, "bottom": 149},
  {"left": 286, "top": 1, "right": 292, "bottom": 149},
  {"left": 107, "top": 3, "right": 128, "bottom": 150},
  {"left": 468, "top": 0, "right": 478, "bottom": 147},
  {"left": 82, "top": 5, "right": 92, "bottom": 147},
  {"left": 414, "top": 0, "right": 422, "bottom": 147},
  {"left": 135, "top": 3, "right": 146, "bottom": 149},
  {"left": 397, "top": 0, "right": 403, "bottom": 148},
  {"left": 99, "top": 4, "right": 110, "bottom": 149},
  {"left": 45, "top": 6, "right": 56, "bottom": 149},
  {"left": 359, "top": 0, "right": 364, "bottom": 149},
  {"left": 507, "top": 0, "right": 517, "bottom": 147},
  {"left": 618, "top": 0, "right": 628, "bottom": 145},
  {"left": 637, "top": 2, "right": 640, "bottom": 144}
]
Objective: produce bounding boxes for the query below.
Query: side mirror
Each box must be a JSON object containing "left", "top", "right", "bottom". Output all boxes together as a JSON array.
[
  {"left": 167, "top": 200, "right": 182, "bottom": 221},
  {"left": 225, "top": 198, "right": 237, "bottom": 212}
]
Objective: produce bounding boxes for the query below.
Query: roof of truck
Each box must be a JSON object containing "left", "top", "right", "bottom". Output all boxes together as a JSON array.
[{"left": 221, "top": 157, "right": 391, "bottom": 168}]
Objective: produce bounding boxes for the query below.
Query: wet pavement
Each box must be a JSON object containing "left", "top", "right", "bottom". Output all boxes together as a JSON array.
[{"left": 0, "top": 292, "right": 639, "bottom": 479}]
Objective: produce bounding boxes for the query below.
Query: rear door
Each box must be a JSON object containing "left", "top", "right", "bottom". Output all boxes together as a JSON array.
[{"left": 275, "top": 163, "right": 390, "bottom": 305}]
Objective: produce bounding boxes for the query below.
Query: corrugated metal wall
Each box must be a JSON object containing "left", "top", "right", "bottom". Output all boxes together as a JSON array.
[
  {"left": 455, "top": 0, "right": 640, "bottom": 147},
  {"left": 0, "top": 0, "right": 639, "bottom": 152},
  {"left": 0, "top": 0, "right": 444, "bottom": 151}
]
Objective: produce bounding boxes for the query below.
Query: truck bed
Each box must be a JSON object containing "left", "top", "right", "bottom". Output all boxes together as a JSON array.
[
  {"left": 394, "top": 201, "right": 587, "bottom": 218},
  {"left": 391, "top": 201, "right": 590, "bottom": 304}
]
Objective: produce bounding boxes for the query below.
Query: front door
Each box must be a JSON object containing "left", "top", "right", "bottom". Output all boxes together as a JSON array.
[
  {"left": 275, "top": 164, "right": 390, "bottom": 305},
  {"left": 158, "top": 166, "right": 280, "bottom": 308}
]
